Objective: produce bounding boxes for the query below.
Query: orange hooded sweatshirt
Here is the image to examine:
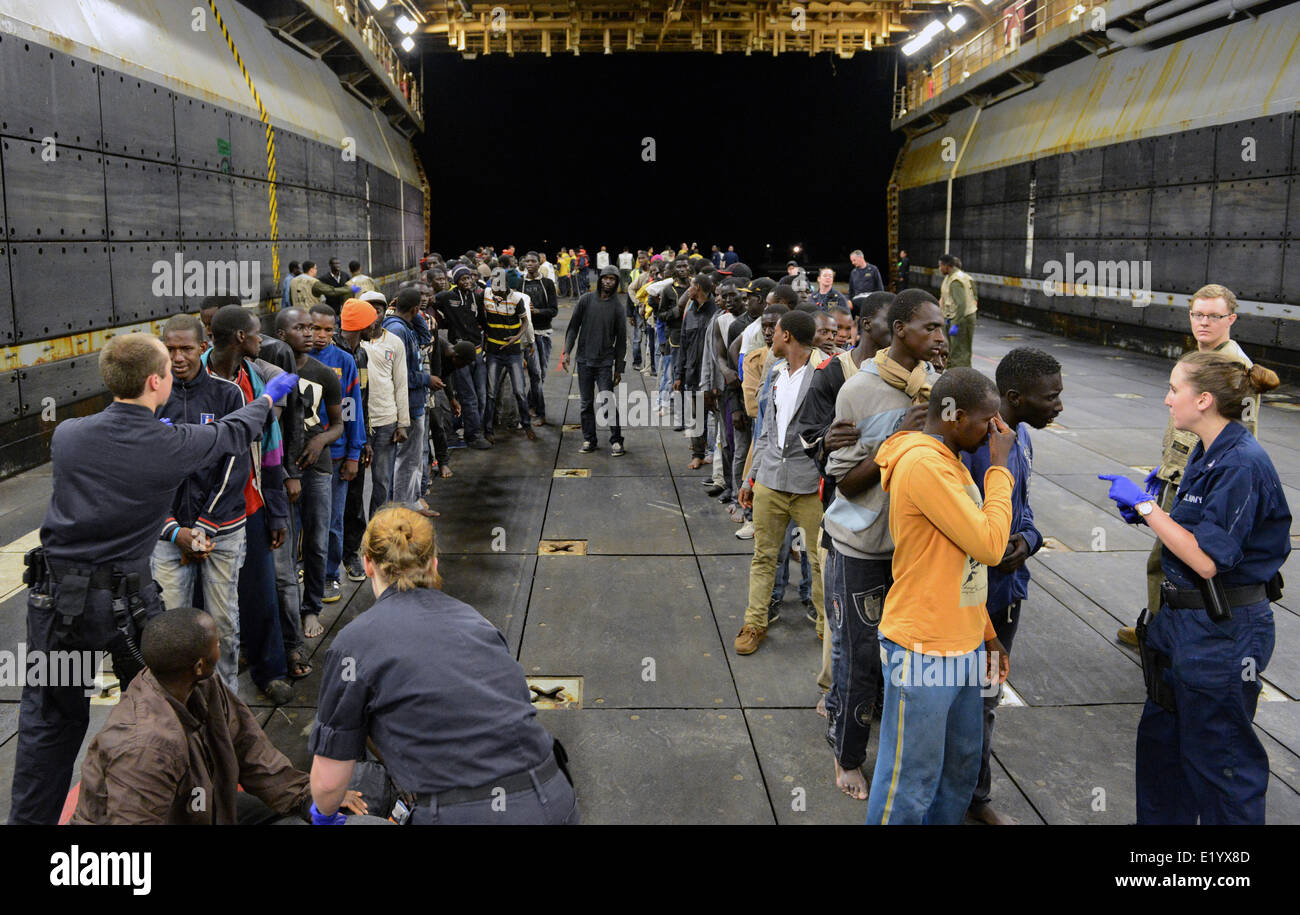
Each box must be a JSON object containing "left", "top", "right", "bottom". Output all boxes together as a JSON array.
[{"left": 874, "top": 431, "right": 1015, "bottom": 655}]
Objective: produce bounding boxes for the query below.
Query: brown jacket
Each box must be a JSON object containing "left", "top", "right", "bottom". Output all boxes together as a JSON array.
[{"left": 71, "top": 669, "right": 310, "bottom": 825}]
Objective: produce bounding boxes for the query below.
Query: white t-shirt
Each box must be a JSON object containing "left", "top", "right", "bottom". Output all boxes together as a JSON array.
[
  {"left": 740, "top": 319, "right": 765, "bottom": 356},
  {"left": 773, "top": 360, "right": 809, "bottom": 447},
  {"left": 617, "top": 251, "right": 633, "bottom": 270},
  {"left": 596, "top": 251, "right": 611, "bottom": 269},
  {"left": 539, "top": 261, "right": 557, "bottom": 281}
]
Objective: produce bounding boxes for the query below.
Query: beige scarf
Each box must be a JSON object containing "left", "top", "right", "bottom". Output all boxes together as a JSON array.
[{"left": 873, "top": 348, "right": 931, "bottom": 404}]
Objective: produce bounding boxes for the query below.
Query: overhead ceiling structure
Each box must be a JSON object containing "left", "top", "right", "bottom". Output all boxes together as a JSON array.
[{"left": 405, "top": 1, "right": 964, "bottom": 57}]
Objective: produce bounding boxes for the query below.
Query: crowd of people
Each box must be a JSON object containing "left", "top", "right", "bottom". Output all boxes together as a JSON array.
[{"left": 7, "top": 234, "right": 1292, "bottom": 826}]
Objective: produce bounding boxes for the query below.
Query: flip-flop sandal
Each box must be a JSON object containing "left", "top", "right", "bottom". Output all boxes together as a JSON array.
[
  {"left": 286, "top": 651, "right": 313, "bottom": 680},
  {"left": 415, "top": 498, "right": 441, "bottom": 517}
]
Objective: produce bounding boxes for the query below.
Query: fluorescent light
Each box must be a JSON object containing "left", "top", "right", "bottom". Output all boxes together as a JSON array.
[
  {"left": 400, "top": 35, "right": 414, "bottom": 51},
  {"left": 947, "top": 13, "right": 967, "bottom": 31},
  {"left": 396, "top": 15, "right": 416, "bottom": 34},
  {"left": 366, "top": 0, "right": 387, "bottom": 9},
  {"left": 920, "top": 20, "right": 945, "bottom": 40},
  {"left": 901, "top": 35, "right": 929, "bottom": 56}
]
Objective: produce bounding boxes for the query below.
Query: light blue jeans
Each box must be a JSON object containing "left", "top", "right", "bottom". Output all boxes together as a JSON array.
[
  {"left": 152, "top": 529, "right": 248, "bottom": 689},
  {"left": 771, "top": 520, "right": 812, "bottom": 602},
  {"left": 866, "top": 637, "right": 986, "bottom": 825}
]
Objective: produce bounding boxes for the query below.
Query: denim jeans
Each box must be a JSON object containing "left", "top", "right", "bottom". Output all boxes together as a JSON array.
[
  {"left": 535, "top": 333, "right": 554, "bottom": 378},
  {"left": 239, "top": 507, "right": 289, "bottom": 689},
  {"left": 153, "top": 528, "right": 248, "bottom": 689},
  {"left": 393, "top": 411, "right": 428, "bottom": 505},
  {"left": 368, "top": 422, "right": 398, "bottom": 515},
  {"left": 731, "top": 417, "right": 753, "bottom": 521},
  {"left": 771, "top": 520, "right": 812, "bottom": 602},
  {"left": 450, "top": 364, "right": 484, "bottom": 441},
  {"left": 525, "top": 344, "right": 546, "bottom": 422},
  {"left": 274, "top": 513, "right": 303, "bottom": 658},
  {"left": 866, "top": 637, "right": 986, "bottom": 825},
  {"left": 327, "top": 457, "right": 349, "bottom": 582},
  {"left": 629, "top": 306, "right": 645, "bottom": 368},
  {"left": 472, "top": 350, "right": 488, "bottom": 418},
  {"left": 972, "top": 599, "right": 1021, "bottom": 809},
  {"left": 294, "top": 466, "right": 332, "bottom": 619},
  {"left": 577, "top": 362, "right": 622, "bottom": 446},
  {"left": 824, "top": 549, "right": 890, "bottom": 770},
  {"left": 485, "top": 352, "right": 530, "bottom": 431},
  {"left": 657, "top": 347, "right": 677, "bottom": 412}
]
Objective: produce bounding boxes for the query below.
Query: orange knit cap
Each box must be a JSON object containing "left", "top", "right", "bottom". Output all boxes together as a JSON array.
[{"left": 340, "top": 299, "right": 377, "bottom": 331}]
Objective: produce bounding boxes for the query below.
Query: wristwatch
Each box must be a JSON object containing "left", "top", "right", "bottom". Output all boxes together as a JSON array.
[{"left": 1136, "top": 500, "right": 1156, "bottom": 517}]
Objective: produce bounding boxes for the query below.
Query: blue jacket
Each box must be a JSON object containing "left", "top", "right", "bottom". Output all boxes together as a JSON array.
[
  {"left": 383, "top": 313, "right": 431, "bottom": 418},
  {"left": 159, "top": 368, "right": 253, "bottom": 540},
  {"left": 313, "top": 343, "right": 366, "bottom": 461},
  {"left": 964, "top": 423, "right": 1043, "bottom": 611}
]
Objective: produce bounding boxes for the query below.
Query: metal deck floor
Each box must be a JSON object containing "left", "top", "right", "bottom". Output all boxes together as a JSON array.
[{"left": 3, "top": 310, "right": 1300, "bottom": 824}]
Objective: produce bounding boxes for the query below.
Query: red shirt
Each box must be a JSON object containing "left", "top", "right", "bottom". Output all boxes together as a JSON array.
[{"left": 233, "top": 365, "right": 265, "bottom": 517}]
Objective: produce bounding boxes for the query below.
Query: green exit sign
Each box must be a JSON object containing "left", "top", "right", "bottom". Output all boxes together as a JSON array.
[{"left": 217, "top": 138, "right": 231, "bottom": 156}]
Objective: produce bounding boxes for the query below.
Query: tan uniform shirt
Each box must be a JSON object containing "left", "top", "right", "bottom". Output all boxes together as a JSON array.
[{"left": 939, "top": 269, "right": 978, "bottom": 322}]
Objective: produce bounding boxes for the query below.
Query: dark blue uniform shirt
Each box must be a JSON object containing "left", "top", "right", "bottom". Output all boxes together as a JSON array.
[
  {"left": 1163, "top": 420, "right": 1291, "bottom": 591},
  {"left": 40, "top": 399, "right": 271, "bottom": 565},
  {"left": 308, "top": 585, "right": 554, "bottom": 794}
]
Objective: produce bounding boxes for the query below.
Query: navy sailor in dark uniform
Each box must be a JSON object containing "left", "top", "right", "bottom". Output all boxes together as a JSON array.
[
  {"left": 1100, "top": 351, "right": 1290, "bottom": 824},
  {"left": 9, "top": 332, "right": 297, "bottom": 824},
  {"left": 308, "top": 506, "right": 579, "bottom": 825}
]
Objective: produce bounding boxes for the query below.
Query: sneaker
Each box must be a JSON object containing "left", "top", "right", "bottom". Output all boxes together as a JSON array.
[
  {"left": 706, "top": 485, "right": 726, "bottom": 497},
  {"left": 467, "top": 437, "right": 492, "bottom": 450},
  {"left": 263, "top": 679, "right": 294, "bottom": 706},
  {"left": 579, "top": 441, "right": 597, "bottom": 453},
  {"left": 448, "top": 438, "right": 468, "bottom": 450},
  {"left": 768, "top": 596, "right": 782, "bottom": 625},
  {"left": 803, "top": 599, "right": 817, "bottom": 624},
  {"left": 1117, "top": 625, "right": 1138, "bottom": 647},
  {"left": 345, "top": 556, "right": 365, "bottom": 582},
  {"left": 323, "top": 579, "right": 342, "bottom": 603},
  {"left": 734, "top": 624, "right": 767, "bottom": 655},
  {"left": 699, "top": 477, "right": 717, "bottom": 486},
  {"left": 735, "top": 520, "right": 754, "bottom": 540},
  {"left": 610, "top": 442, "right": 626, "bottom": 456},
  {"left": 717, "top": 493, "right": 733, "bottom": 504}
]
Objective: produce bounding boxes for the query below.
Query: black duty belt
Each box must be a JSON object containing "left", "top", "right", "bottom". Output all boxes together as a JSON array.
[
  {"left": 46, "top": 559, "right": 116, "bottom": 590},
  {"left": 413, "top": 754, "right": 560, "bottom": 809},
  {"left": 1160, "top": 580, "right": 1266, "bottom": 610}
]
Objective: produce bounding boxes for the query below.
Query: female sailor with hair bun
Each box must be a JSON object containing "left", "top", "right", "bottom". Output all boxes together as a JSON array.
[
  {"left": 307, "top": 506, "right": 578, "bottom": 825},
  {"left": 1100, "top": 352, "right": 1290, "bottom": 824}
]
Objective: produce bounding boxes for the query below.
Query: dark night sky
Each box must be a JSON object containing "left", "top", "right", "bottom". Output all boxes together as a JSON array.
[{"left": 416, "top": 49, "right": 901, "bottom": 277}]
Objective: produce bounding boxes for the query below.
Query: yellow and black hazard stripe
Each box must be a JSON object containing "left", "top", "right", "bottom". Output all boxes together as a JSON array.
[{"left": 206, "top": 0, "right": 281, "bottom": 286}]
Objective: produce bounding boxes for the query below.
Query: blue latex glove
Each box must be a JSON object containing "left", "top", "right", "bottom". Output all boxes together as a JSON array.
[
  {"left": 159, "top": 417, "right": 173, "bottom": 427},
  {"left": 1143, "top": 467, "right": 1161, "bottom": 499},
  {"left": 948, "top": 323, "right": 960, "bottom": 336},
  {"left": 310, "top": 802, "right": 347, "bottom": 825},
  {"left": 1098, "top": 473, "right": 1151, "bottom": 511},
  {"left": 263, "top": 372, "right": 300, "bottom": 404},
  {"left": 1118, "top": 504, "right": 1142, "bottom": 525},
  {"left": 351, "top": 284, "right": 361, "bottom": 293}
]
